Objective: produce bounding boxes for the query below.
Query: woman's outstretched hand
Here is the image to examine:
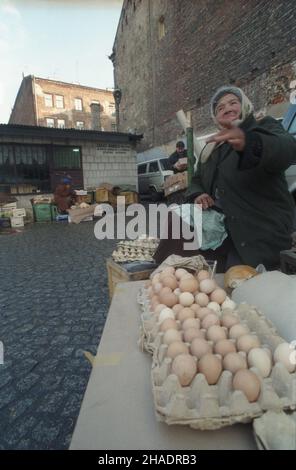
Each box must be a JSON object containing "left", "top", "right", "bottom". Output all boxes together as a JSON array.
[
  {"left": 206, "top": 122, "right": 246, "bottom": 151},
  {"left": 194, "top": 193, "right": 215, "bottom": 210}
]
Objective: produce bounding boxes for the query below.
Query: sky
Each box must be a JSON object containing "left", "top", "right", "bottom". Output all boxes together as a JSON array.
[{"left": 0, "top": 0, "right": 123, "bottom": 123}]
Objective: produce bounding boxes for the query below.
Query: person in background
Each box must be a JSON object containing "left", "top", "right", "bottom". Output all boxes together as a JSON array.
[
  {"left": 168, "top": 141, "right": 188, "bottom": 173},
  {"left": 54, "top": 177, "right": 77, "bottom": 214}
]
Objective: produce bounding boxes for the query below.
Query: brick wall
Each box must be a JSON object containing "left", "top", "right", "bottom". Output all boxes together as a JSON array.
[
  {"left": 113, "top": 0, "right": 296, "bottom": 150},
  {"left": 8, "top": 76, "right": 36, "bottom": 125}
]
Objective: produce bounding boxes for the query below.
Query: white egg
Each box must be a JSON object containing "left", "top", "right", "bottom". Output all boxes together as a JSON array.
[
  {"left": 199, "top": 279, "right": 216, "bottom": 294},
  {"left": 273, "top": 342, "right": 296, "bottom": 373},
  {"left": 207, "top": 301, "right": 221, "bottom": 314},
  {"left": 221, "top": 297, "right": 236, "bottom": 310},
  {"left": 248, "top": 348, "right": 272, "bottom": 378},
  {"left": 179, "top": 292, "right": 195, "bottom": 307},
  {"left": 158, "top": 308, "right": 175, "bottom": 324}
]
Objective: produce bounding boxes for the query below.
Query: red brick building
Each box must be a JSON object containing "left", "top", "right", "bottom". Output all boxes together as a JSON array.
[
  {"left": 111, "top": 0, "right": 296, "bottom": 153},
  {"left": 9, "top": 76, "right": 116, "bottom": 132}
]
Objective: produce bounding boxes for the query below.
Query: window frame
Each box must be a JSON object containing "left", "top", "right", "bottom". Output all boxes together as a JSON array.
[
  {"left": 46, "top": 117, "right": 55, "bottom": 128},
  {"left": 57, "top": 119, "right": 66, "bottom": 129},
  {"left": 55, "top": 94, "right": 64, "bottom": 109},
  {"left": 44, "top": 93, "right": 53, "bottom": 107},
  {"left": 74, "top": 97, "right": 83, "bottom": 111},
  {"left": 75, "top": 121, "right": 84, "bottom": 130}
]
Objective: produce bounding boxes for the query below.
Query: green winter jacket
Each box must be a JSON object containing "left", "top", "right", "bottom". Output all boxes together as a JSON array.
[{"left": 186, "top": 114, "right": 296, "bottom": 269}]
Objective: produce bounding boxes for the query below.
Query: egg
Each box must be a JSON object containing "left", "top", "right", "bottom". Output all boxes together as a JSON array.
[
  {"left": 177, "top": 307, "right": 195, "bottom": 322},
  {"left": 162, "top": 275, "right": 178, "bottom": 290},
  {"left": 171, "top": 353, "right": 197, "bottom": 386},
  {"left": 237, "top": 334, "right": 261, "bottom": 353},
  {"left": 163, "top": 328, "right": 182, "bottom": 345},
  {"left": 153, "top": 282, "right": 163, "bottom": 294},
  {"left": 273, "top": 342, "right": 296, "bottom": 373},
  {"left": 221, "top": 298, "right": 237, "bottom": 310},
  {"left": 190, "top": 303, "right": 201, "bottom": 315},
  {"left": 172, "top": 304, "right": 183, "bottom": 315},
  {"left": 210, "top": 288, "right": 227, "bottom": 305},
  {"left": 159, "top": 291, "right": 179, "bottom": 307},
  {"left": 179, "top": 278, "right": 199, "bottom": 293},
  {"left": 195, "top": 293, "right": 209, "bottom": 307},
  {"left": 233, "top": 369, "right": 261, "bottom": 402},
  {"left": 179, "top": 292, "right": 194, "bottom": 307},
  {"left": 214, "top": 339, "right": 237, "bottom": 357},
  {"left": 201, "top": 313, "right": 220, "bottom": 329},
  {"left": 159, "top": 308, "right": 175, "bottom": 324},
  {"left": 160, "top": 267, "right": 175, "bottom": 280},
  {"left": 190, "top": 338, "right": 212, "bottom": 359},
  {"left": 197, "top": 270, "right": 210, "bottom": 282},
  {"left": 223, "top": 352, "right": 247, "bottom": 374},
  {"left": 199, "top": 279, "right": 217, "bottom": 294},
  {"left": 183, "top": 327, "right": 202, "bottom": 343},
  {"left": 182, "top": 318, "right": 200, "bottom": 330},
  {"left": 198, "top": 354, "right": 222, "bottom": 385},
  {"left": 221, "top": 313, "right": 240, "bottom": 329},
  {"left": 228, "top": 323, "right": 250, "bottom": 340},
  {"left": 151, "top": 273, "right": 161, "bottom": 283},
  {"left": 167, "top": 341, "right": 189, "bottom": 359},
  {"left": 160, "top": 318, "right": 179, "bottom": 332},
  {"left": 173, "top": 288, "right": 181, "bottom": 297},
  {"left": 206, "top": 325, "right": 227, "bottom": 342},
  {"left": 154, "top": 304, "right": 167, "bottom": 316},
  {"left": 207, "top": 301, "right": 221, "bottom": 314},
  {"left": 175, "top": 268, "right": 188, "bottom": 280},
  {"left": 248, "top": 348, "right": 272, "bottom": 377}
]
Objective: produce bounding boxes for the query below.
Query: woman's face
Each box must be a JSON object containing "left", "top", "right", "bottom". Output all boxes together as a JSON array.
[{"left": 215, "top": 93, "right": 242, "bottom": 127}]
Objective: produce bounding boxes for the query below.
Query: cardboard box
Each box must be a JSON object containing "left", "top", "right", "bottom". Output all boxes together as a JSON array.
[
  {"left": 10, "top": 216, "right": 24, "bottom": 227},
  {"left": 164, "top": 171, "right": 188, "bottom": 197}
]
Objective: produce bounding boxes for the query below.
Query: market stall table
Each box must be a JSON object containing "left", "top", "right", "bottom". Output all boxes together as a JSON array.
[{"left": 70, "top": 280, "right": 256, "bottom": 450}]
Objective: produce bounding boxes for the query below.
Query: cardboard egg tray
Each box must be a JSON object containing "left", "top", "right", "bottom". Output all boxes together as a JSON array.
[{"left": 137, "top": 287, "right": 296, "bottom": 430}]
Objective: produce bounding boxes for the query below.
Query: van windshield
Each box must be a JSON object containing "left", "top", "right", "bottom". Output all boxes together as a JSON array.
[{"left": 159, "top": 158, "right": 171, "bottom": 170}]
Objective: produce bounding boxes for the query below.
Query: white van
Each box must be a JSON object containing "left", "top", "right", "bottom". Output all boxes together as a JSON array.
[{"left": 137, "top": 158, "right": 173, "bottom": 201}]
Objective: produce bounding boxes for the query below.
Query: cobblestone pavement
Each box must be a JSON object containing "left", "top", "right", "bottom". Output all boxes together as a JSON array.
[{"left": 0, "top": 221, "right": 116, "bottom": 449}]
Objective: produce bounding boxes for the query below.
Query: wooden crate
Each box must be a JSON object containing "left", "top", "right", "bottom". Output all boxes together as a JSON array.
[
  {"left": 118, "top": 191, "right": 139, "bottom": 205},
  {"left": 95, "top": 188, "right": 117, "bottom": 205},
  {"left": 106, "top": 257, "right": 155, "bottom": 299}
]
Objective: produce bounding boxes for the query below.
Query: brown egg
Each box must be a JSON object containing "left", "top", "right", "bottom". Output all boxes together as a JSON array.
[
  {"left": 223, "top": 352, "right": 247, "bottom": 374},
  {"left": 229, "top": 324, "right": 250, "bottom": 340},
  {"left": 199, "top": 279, "right": 217, "bottom": 294},
  {"left": 163, "top": 328, "right": 182, "bottom": 345},
  {"left": 172, "top": 304, "right": 183, "bottom": 315},
  {"left": 190, "top": 303, "right": 201, "bottom": 315},
  {"left": 160, "top": 267, "right": 175, "bottom": 280},
  {"left": 177, "top": 307, "right": 195, "bottom": 322},
  {"left": 175, "top": 268, "right": 188, "bottom": 280},
  {"left": 162, "top": 275, "right": 178, "bottom": 290},
  {"left": 179, "top": 292, "right": 195, "bottom": 307},
  {"left": 182, "top": 318, "right": 200, "bottom": 330},
  {"left": 171, "top": 354, "right": 197, "bottom": 386},
  {"left": 221, "top": 313, "right": 240, "bottom": 329},
  {"left": 198, "top": 354, "right": 222, "bottom": 385},
  {"left": 233, "top": 369, "right": 261, "bottom": 402},
  {"left": 160, "top": 318, "right": 178, "bottom": 332},
  {"left": 197, "top": 307, "right": 213, "bottom": 320},
  {"left": 214, "top": 339, "right": 236, "bottom": 357},
  {"left": 183, "top": 327, "right": 202, "bottom": 343},
  {"left": 201, "top": 313, "right": 220, "bottom": 329},
  {"left": 151, "top": 273, "right": 161, "bottom": 283},
  {"left": 195, "top": 292, "right": 209, "bottom": 307},
  {"left": 190, "top": 338, "right": 212, "bottom": 359},
  {"left": 197, "top": 270, "right": 210, "bottom": 282},
  {"left": 210, "top": 288, "right": 227, "bottom": 305},
  {"left": 160, "top": 286, "right": 172, "bottom": 295},
  {"left": 179, "top": 278, "right": 199, "bottom": 293},
  {"left": 237, "top": 334, "right": 261, "bottom": 353},
  {"left": 167, "top": 341, "right": 189, "bottom": 360},
  {"left": 159, "top": 291, "right": 178, "bottom": 307},
  {"left": 206, "top": 325, "right": 227, "bottom": 342}
]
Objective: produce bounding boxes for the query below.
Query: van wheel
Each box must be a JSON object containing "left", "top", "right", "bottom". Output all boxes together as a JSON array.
[{"left": 149, "top": 187, "right": 161, "bottom": 202}]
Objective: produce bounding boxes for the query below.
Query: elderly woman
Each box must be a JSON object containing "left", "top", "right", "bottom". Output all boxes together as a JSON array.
[
  {"left": 154, "top": 86, "right": 296, "bottom": 271},
  {"left": 186, "top": 85, "right": 296, "bottom": 270}
]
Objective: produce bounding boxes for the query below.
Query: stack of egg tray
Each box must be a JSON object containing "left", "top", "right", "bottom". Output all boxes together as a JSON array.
[
  {"left": 137, "top": 286, "right": 296, "bottom": 430},
  {"left": 112, "top": 239, "right": 159, "bottom": 263}
]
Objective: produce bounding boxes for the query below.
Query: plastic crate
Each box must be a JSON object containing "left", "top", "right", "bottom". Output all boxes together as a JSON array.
[
  {"left": 33, "top": 203, "right": 52, "bottom": 222},
  {"left": 10, "top": 216, "right": 24, "bottom": 228},
  {"left": 0, "top": 217, "right": 11, "bottom": 228},
  {"left": 50, "top": 204, "right": 59, "bottom": 221}
]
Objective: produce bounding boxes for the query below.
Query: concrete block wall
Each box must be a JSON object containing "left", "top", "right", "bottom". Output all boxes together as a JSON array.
[{"left": 82, "top": 143, "right": 138, "bottom": 190}]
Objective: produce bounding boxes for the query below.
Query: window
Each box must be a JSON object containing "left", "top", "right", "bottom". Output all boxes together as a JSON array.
[
  {"left": 159, "top": 158, "right": 171, "bottom": 171},
  {"left": 0, "top": 144, "right": 16, "bottom": 185},
  {"left": 53, "top": 146, "right": 82, "bottom": 169},
  {"left": 137, "top": 164, "right": 147, "bottom": 174},
  {"left": 75, "top": 98, "right": 83, "bottom": 111},
  {"left": 57, "top": 119, "right": 65, "bottom": 129},
  {"left": 76, "top": 121, "right": 84, "bottom": 129},
  {"left": 111, "top": 123, "right": 117, "bottom": 131},
  {"left": 148, "top": 161, "right": 159, "bottom": 173},
  {"left": 55, "top": 95, "right": 64, "bottom": 109},
  {"left": 46, "top": 118, "right": 55, "bottom": 128},
  {"left": 44, "top": 94, "right": 53, "bottom": 107}
]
